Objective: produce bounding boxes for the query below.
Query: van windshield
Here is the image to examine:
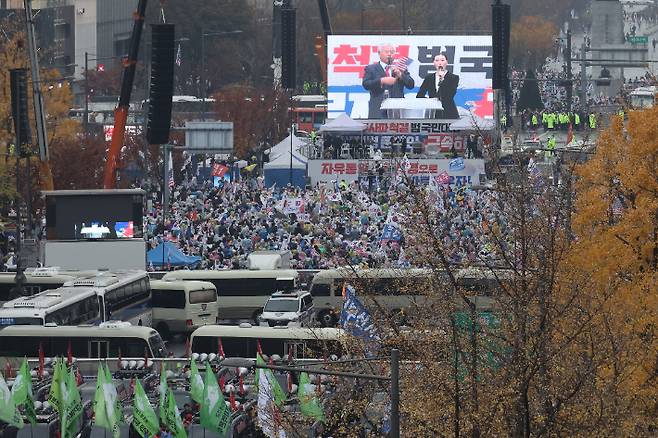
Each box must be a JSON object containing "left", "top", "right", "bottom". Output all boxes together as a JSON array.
[
  {"left": 189, "top": 289, "right": 217, "bottom": 304},
  {"left": 149, "top": 333, "right": 168, "bottom": 358},
  {"left": 264, "top": 299, "right": 299, "bottom": 313}
]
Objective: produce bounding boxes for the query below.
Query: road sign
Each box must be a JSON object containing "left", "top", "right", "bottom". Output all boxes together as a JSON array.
[{"left": 627, "top": 36, "right": 648, "bottom": 44}]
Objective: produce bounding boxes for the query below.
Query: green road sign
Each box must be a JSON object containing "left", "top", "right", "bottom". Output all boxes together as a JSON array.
[{"left": 627, "top": 36, "right": 648, "bottom": 44}]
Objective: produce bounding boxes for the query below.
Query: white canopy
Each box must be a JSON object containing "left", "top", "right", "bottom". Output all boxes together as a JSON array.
[
  {"left": 266, "top": 134, "right": 307, "bottom": 161},
  {"left": 264, "top": 148, "right": 307, "bottom": 170},
  {"left": 319, "top": 113, "right": 367, "bottom": 133}
]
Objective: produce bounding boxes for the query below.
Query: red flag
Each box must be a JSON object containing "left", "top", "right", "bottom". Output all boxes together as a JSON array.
[
  {"left": 229, "top": 390, "right": 237, "bottom": 411},
  {"left": 257, "top": 339, "right": 263, "bottom": 355},
  {"left": 316, "top": 374, "right": 322, "bottom": 396},
  {"left": 76, "top": 368, "right": 84, "bottom": 386},
  {"left": 287, "top": 372, "right": 293, "bottom": 393},
  {"left": 566, "top": 123, "right": 574, "bottom": 145},
  {"left": 38, "top": 342, "right": 45, "bottom": 379},
  {"left": 239, "top": 374, "right": 245, "bottom": 396},
  {"left": 67, "top": 340, "right": 73, "bottom": 366},
  {"left": 217, "top": 338, "right": 225, "bottom": 358},
  {"left": 219, "top": 374, "right": 225, "bottom": 392},
  {"left": 117, "top": 348, "right": 122, "bottom": 370},
  {"left": 4, "top": 362, "right": 12, "bottom": 379},
  {"left": 184, "top": 338, "right": 190, "bottom": 358}
]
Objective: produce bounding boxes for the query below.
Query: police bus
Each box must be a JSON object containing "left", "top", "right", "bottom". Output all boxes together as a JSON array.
[
  {"left": 190, "top": 324, "right": 344, "bottom": 359},
  {"left": 150, "top": 279, "right": 219, "bottom": 339},
  {"left": 0, "top": 268, "right": 87, "bottom": 305},
  {"left": 309, "top": 267, "right": 509, "bottom": 326},
  {"left": 161, "top": 269, "right": 298, "bottom": 321},
  {"left": 0, "top": 270, "right": 152, "bottom": 327},
  {"left": 0, "top": 323, "right": 167, "bottom": 359}
]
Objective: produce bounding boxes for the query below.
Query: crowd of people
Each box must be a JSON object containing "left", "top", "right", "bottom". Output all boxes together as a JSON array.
[{"left": 143, "top": 170, "right": 510, "bottom": 271}]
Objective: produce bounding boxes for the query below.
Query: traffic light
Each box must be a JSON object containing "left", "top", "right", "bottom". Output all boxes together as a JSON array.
[
  {"left": 9, "top": 68, "right": 31, "bottom": 147},
  {"left": 491, "top": 1, "right": 510, "bottom": 90},
  {"left": 281, "top": 8, "right": 296, "bottom": 89},
  {"left": 146, "top": 24, "right": 175, "bottom": 145}
]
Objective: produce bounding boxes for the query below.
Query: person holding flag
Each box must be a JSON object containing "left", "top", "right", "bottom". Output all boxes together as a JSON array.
[
  {"left": 11, "top": 359, "right": 37, "bottom": 426},
  {"left": 61, "top": 367, "right": 82, "bottom": 438},
  {"left": 131, "top": 379, "right": 159, "bottom": 438}
]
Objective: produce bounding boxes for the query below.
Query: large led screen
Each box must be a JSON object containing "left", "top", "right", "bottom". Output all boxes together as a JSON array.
[{"left": 327, "top": 35, "right": 493, "bottom": 120}]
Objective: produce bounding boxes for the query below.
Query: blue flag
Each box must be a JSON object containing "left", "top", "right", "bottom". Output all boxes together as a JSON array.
[
  {"left": 340, "top": 285, "right": 380, "bottom": 357},
  {"left": 380, "top": 223, "right": 402, "bottom": 242}
]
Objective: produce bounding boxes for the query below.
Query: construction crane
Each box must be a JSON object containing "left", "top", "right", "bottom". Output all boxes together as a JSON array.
[
  {"left": 103, "top": 0, "right": 148, "bottom": 189},
  {"left": 23, "top": 0, "right": 53, "bottom": 190}
]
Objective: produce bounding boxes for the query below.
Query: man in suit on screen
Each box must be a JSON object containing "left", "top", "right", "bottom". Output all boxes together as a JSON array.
[
  {"left": 362, "top": 44, "right": 415, "bottom": 119},
  {"left": 416, "top": 53, "right": 460, "bottom": 119}
]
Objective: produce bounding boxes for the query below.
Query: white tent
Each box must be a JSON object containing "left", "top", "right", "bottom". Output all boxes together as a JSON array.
[
  {"left": 266, "top": 134, "right": 307, "bottom": 162},
  {"left": 319, "top": 113, "right": 367, "bottom": 133}
]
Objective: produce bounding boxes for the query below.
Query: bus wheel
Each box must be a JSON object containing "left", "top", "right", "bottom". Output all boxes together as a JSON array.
[
  {"left": 156, "top": 323, "right": 171, "bottom": 340},
  {"left": 319, "top": 311, "right": 337, "bottom": 327}
]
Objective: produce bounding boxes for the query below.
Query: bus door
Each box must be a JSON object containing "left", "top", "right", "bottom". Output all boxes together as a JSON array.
[{"left": 89, "top": 339, "right": 109, "bottom": 358}]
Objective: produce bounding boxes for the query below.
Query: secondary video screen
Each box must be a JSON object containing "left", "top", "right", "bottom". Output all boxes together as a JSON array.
[{"left": 327, "top": 35, "right": 493, "bottom": 120}]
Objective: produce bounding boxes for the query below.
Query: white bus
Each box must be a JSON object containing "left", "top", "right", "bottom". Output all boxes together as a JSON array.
[
  {"left": 310, "top": 268, "right": 508, "bottom": 326},
  {"left": 190, "top": 324, "right": 344, "bottom": 359},
  {"left": 150, "top": 280, "right": 219, "bottom": 339},
  {"left": 0, "top": 268, "right": 84, "bottom": 304},
  {"left": 629, "top": 86, "right": 657, "bottom": 109},
  {"left": 67, "top": 270, "right": 152, "bottom": 326},
  {"left": 0, "top": 271, "right": 152, "bottom": 327},
  {"left": 0, "top": 323, "right": 167, "bottom": 359},
  {"left": 161, "top": 269, "right": 299, "bottom": 321}
]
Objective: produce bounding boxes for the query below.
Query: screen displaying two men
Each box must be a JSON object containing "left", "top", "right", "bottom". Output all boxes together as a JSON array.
[{"left": 327, "top": 35, "right": 493, "bottom": 120}]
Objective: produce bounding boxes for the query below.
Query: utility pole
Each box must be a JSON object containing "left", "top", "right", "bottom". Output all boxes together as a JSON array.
[
  {"left": 580, "top": 43, "right": 588, "bottom": 110},
  {"left": 84, "top": 51, "right": 89, "bottom": 134},
  {"left": 565, "top": 28, "right": 573, "bottom": 110}
]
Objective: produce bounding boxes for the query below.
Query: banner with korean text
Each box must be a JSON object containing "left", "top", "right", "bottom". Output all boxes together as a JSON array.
[
  {"left": 308, "top": 159, "right": 485, "bottom": 186},
  {"left": 327, "top": 35, "right": 492, "bottom": 120}
]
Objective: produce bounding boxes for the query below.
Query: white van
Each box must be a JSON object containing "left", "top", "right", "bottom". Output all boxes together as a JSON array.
[{"left": 150, "top": 280, "right": 219, "bottom": 338}]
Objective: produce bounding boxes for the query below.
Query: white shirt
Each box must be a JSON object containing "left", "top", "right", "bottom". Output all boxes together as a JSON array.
[{"left": 379, "top": 61, "right": 391, "bottom": 76}]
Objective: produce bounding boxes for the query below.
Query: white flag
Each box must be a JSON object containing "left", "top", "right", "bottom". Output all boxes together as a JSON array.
[{"left": 257, "top": 369, "right": 286, "bottom": 438}]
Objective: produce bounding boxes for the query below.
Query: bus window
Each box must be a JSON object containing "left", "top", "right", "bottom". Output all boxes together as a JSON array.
[
  {"left": 90, "top": 340, "right": 109, "bottom": 358},
  {"left": 189, "top": 289, "right": 217, "bottom": 304},
  {"left": 148, "top": 332, "right": 167, "bottom": 358},
  {"left": 314, "top": 112, "right": 326, "bottom": 126},
  {"left": 152, "top": 289, "right": 186, "bottom": 308},
  {"left": 298, "top": 112, "right": 313, "bottom": 124},
  {"left": 310, "top": 283, "right": 330, "bottom": 297}
]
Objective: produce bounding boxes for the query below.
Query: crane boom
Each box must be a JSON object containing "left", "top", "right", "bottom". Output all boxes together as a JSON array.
[{"left": 103, "top": 0, "right": 148, "bottom": 189}]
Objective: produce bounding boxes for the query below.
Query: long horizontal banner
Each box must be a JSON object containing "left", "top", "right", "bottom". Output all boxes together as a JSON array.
[{"left": 308, "top": 158, "right": 486, "bottom": 186}]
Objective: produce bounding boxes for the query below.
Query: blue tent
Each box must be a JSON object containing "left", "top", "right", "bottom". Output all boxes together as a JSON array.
[
  {"left": 147, "top": 241, "right": 201, "bottom": 268},
  {"left": 263, "top": 148, "right": 307, "bottom": 188}
]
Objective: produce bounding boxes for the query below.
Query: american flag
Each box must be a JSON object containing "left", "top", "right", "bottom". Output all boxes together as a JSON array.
[
  {"left": 392, "top": 56, "right": 412, "bottom": 72},
  {"left": 167, "top": 150, "right": 174, "bottom": 189},
  {"left": 175, "top": 43, "right": 182, "bottom": 67}
]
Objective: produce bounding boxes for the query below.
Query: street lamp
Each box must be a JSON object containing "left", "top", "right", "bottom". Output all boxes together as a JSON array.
[
  {"left": 222, "top": 348, "right": 401, "bottom": 438},
  {"left": 200, "top": 30, "right": 244, "bottom": 119}
]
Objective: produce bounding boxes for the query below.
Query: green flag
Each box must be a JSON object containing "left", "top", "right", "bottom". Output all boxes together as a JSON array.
[
  {"left": 104, "top": 365, "right": 123, "bottom": 428},
  {"left": 159, "top": 363, "right": 167, "bottom": 422},
  {"left": 200, "top": 362, "right": 231, "bottom": 435},
  {"left": 298, "top": 372, "right": 324, "bottom": 421},
  {"left": 93, "top": 365, "right": 109, "bottom": 430},
  {"left": 61, "top": 368, "right": 82, "bottom": 438},
  {"left": 48, "top": 358, "right": 65, "bottom": 414},
  {"left": 94, "top": 364, "right": 121, "bottom": 438},
  {"left": 189, "top": 360, "right": 204, "bottom": 404},
  {"left": 132, "top": 379, "right": 159, "bottom": 438},
  {"left": 11, "top": 359, "right": 37, "bottom": 425},
  {"left": 0, "top": 371, "right": 22, "bottom": 428},
  {"left": 163, "top": 387, "right": 187, "bottom": 438},
  {"left": 254, "top": 353, "right": 266, "bottom": 390}
]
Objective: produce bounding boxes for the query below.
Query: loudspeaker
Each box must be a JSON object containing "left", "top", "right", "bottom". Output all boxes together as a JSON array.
[
  {"left": 146, "top": 24, "right": 175, "bottom": 145},
  {"left": 9, "top": 68, "right": 31, "bottom": 146},
  {"left": 491, "top": 2, "right": 510, "bottom": 90},
  {"left": 281, "top": 8, "right": 296, "bottom": 89}
]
